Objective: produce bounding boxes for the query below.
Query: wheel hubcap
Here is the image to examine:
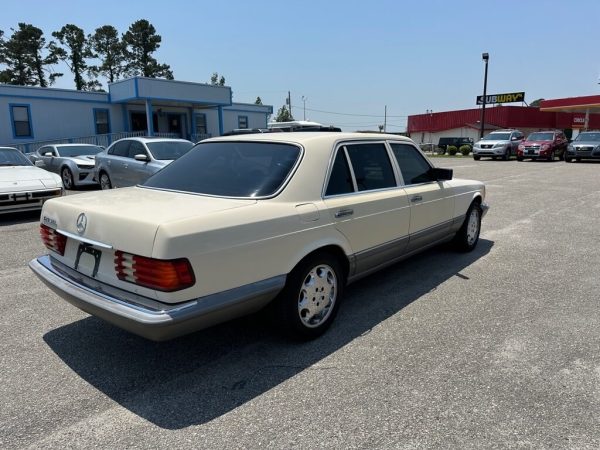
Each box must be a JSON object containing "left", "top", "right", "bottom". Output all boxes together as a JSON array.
[
  {"left": 297, "top": 264, "right": 337, "bottom": 328},
  {"left": 466, "top": 209, "right": 480, "bottom": 246},
  {"left": 100, "top": 175, "right": 110, "bottom": 189},
  {"left": 62, "top": 170, "right": 72, "bottom": 189}
]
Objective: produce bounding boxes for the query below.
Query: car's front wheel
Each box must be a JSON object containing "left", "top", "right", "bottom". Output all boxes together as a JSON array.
[
  {"left": 61, "top": 167, "right": 74, "bottom": 190},
  {"left": 502, "top": 148, "right": 510, "bottom": 161},
  {"left": 99, "top": 172, "right": 112, "bottom": 190},
  {"left": 275, "top": 252, "right": 344, "bottom": 340},
  {"left": 454, "top": 202, "right": 482, "bottom": 252},
  {"left": 473, "top": 155, "right": 481, "bottom": 161}
]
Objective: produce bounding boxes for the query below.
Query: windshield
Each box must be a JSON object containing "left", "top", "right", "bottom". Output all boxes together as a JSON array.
[
  {"left": 146, "top": 141, "right": 194, "bottom": 160},
  {"left": 482, "top": 133, "right": 511, "bottom": 141},
  {"left": 0, "top": 149, "right": 33, "bottom": 166},
  {"left": 527, "top": 132, "right": 554, "bottom": 141},
  {"left": 575, "top": 132, "right": 600, "bottom": 142},
  {"left": 57, "top": 146, "right": 103, "bottom": 157},
  {"left": 143, "top": 141, "right": 301, "bottom": 197}
]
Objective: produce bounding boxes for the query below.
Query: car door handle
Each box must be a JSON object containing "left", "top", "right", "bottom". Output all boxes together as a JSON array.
[
  {"left": 411, "top": 195, "right": 423, "bottom": 203},
  {"left": 335, "top": 209, "right": 354, "bottom": 218},
  {"left": 123, "top": 164, "right": 128, "bottom": 169}
]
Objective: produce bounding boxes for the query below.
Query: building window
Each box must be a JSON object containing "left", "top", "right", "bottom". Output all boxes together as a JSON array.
[
  {"left": 195, "top": 113, "right": 207, "bottom": 135},
  {"left": 10, "top": 104, "right": 32, "bottom": 138},
  {"left": 238, "top": 115, "right": 248, "bottom": 129},
  {"left": 94, "top": 109, "right": 111, "bottom": 134}
]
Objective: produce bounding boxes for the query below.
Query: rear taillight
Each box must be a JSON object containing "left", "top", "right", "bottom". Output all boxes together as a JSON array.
[
  {"left": 114, "top": 251, "right": 195, "bottom": 292},
  {"left": 40, "top": 224, "right": 67, "bottom": 256}
]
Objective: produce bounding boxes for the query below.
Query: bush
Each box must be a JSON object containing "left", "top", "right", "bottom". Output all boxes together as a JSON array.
[
  {"left": 459, "top": 145, "right": 471, "bottom": 156},
  {"left": 447, "top": 145, "right": 458, "bottom": 156},
  {"left": 435, "top": 146, "right": 446, "bottom": 155}
]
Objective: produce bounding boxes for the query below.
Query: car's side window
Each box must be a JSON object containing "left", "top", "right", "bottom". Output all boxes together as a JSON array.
[
  {"left": 128, "top": 141, "right": 147, "bottom": 159},
  {"left": 345, "top": 143, "right": 396, "bottom": 192},
  {"left": 390, "top": 143, "right": 434, "bottom": 185},
  {"left": 325, "top": 148, "right": 354, "bottom": 196},
  {"left": 110, "top": 141, "right": 129, "bottom": 157}
]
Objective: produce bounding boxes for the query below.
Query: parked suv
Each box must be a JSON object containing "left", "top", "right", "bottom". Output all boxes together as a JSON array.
[
  {"left": 517, "top": 130, "right": 568, "bottom": 162},
  {"left": 437, "top": 137, "right": 474, "bottom": 154},
  {"left": 472, "top": 130, "right": 524, "bottom": 160},
  {"left": 564, "top": 131, "right": 600, "bottom": 162},
  {"left": 95, "top": 137, "right": 194, "bottom": 189}
]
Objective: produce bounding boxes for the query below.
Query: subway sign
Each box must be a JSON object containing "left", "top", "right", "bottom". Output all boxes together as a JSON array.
[{"left": 476, "top": 92, "right": 525, "bottom": 105}]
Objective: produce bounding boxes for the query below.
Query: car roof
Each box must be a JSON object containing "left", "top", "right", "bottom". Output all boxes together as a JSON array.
[
  {"left": 115, "top": 137, "right": 193, "bottom": 144},
  {"left": 0, "top": 146, "right": 19, "bottom": 151},
  {"left": 203, "top": 131, "right": 413, "bottom": 146},
  {"left": 47, "top": 143, "right": 103, "bottom": 148}
]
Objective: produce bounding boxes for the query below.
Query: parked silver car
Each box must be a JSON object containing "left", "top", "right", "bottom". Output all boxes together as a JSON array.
[
  {"left": 29, "top": 144, "right": 103, "bottom": 190},
  {"left": 564, "top": 131, "right": 600, "bottom": 162},
  {"left": 472, "top": 129, "right": 524, "bottom": 161},
  {"left": 94, "top": 137, "right": 194, "bottom": 189}
]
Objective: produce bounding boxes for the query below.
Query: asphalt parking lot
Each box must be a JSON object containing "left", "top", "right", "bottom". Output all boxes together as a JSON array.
[{"left": 1, "top": 158, "right": 599, "bottom": 449}]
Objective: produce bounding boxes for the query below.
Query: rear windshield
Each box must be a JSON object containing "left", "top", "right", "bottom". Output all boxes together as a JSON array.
[
  {"left": 143, "top": 141, "right": 301, "bottom": 197},
  {"left": 57, "top": 146, "right": 103, "bottom": 157},
  {"left": 146, "top": 141, "right": 194, "bottom": 160},
  {"left": 575, "top": 133, "right": 600, "bottom": 142},
  {"left": 0, "top": 149, "right": 32, "bottom": 166}
]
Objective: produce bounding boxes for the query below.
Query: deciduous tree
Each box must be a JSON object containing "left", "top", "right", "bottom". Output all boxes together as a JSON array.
[
  {"left": 210, "top": 72, "right": 226, "bottom": 86},
  {"left": 123, "top": 19, "right": 173, "bottom": 79}
]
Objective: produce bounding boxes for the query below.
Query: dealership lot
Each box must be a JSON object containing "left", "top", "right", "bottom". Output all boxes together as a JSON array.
[{"left": 1, "top": 159, "right": 599, "bottom": 449}]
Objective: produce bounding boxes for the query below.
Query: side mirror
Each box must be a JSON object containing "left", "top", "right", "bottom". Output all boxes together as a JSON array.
[
  {"left": 44, "top": 152, "right": 54, "bottom": 157},
  {"left": 431, "top": 167, "right": 453, "bottom": 181},
  {"left": 34, "top": 160, "right": 44, "bottom": 167},
  {"left": 134, "top": 154, "right": 149, "bottom": 162}
]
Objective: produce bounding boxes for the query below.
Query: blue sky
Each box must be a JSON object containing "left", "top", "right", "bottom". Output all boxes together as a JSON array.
[{"left": 2, "top": 0, "right": 599, "bottom": 130}]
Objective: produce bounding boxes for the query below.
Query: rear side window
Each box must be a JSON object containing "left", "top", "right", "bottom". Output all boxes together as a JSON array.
[
  {"left": 109, "top": 140, "right": 130, "bottom": 157},
  {"left": 143, "top": 141, "right": 301, "bottom": 198},
  {"left": 325, "top": 149, "right": 354, "bottom": 196},
  {"left": 345, "top": 143, "right": 396, "bottom": 191},
  {"left": 390, "top": 143, "right": 434, "bottom": 185}
]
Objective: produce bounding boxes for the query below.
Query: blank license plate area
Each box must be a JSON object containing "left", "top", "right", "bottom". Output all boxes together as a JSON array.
[{"left": 75, "top": 244, "right": 102, "bottom": 278}]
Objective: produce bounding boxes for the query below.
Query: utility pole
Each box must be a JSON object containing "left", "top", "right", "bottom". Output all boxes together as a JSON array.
[
  {"left": 287, "top": 91, "right": 292, "bottom": 120},
  {"left": 384, "top": 105, "right": 387, "bottom": 133},
  {"left": 480, "top": 53, "right": 489, "bottom": 139},
  {"left": 302, "top": 96, "right": 307, "bottom": 121}
]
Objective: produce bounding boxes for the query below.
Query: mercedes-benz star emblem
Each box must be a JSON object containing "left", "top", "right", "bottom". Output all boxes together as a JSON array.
[{"left": 76, "top": 213, "right": 87, "bottom": 235}]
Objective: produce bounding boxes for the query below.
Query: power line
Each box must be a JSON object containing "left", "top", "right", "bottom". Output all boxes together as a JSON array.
[{"left": 291, "top": 105, "right": 407, "bottom": 118}]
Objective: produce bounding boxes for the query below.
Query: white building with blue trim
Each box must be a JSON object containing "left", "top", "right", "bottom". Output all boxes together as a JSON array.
[{"left": 0, "top": 77, "right": 273, "bottom": 152}]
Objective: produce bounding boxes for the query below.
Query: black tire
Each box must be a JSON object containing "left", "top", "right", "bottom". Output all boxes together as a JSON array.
[
  {"left": 274, "top": 252, "right": 345, "bottom": 340},
  {"left": 99, "top": 172, "right": 112, "bottom": 190},
  {"left": 473, "top": 155, "right": 481, "bottom": 161},
  {"left": 517, "top": 156, "right": 524, "bottom": 162},
  {"left": 548, "top": 150, "right": 555, "bottom": 162},
  {"left": 502, "top": 148, "right": 509, "bottom": 161},
  {"left": 61, "top": 167, "right": 74, "bottom": 190},
  {"left": 565, "top": 155, "right": 572, "bottom": 162},
  {"left": 454, "top": 202, "right": 482, "bottom": 252}
]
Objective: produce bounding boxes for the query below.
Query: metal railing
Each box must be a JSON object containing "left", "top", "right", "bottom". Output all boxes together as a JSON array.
[{"left": 13, "top": 131, "right": 209, "bottom": 153}]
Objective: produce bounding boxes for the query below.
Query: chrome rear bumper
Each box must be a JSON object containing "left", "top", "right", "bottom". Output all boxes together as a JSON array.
[{"left": 30, "top": 255, "right": 284, "bottom": 341}]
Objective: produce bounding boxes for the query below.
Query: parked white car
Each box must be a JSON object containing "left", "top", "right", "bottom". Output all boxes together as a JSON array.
[
  {"left": 0, "top": 147, "right": 63, "bottom": 215},
  {"left": 30, "top": 133, "right": 488, "bottom": 340}
]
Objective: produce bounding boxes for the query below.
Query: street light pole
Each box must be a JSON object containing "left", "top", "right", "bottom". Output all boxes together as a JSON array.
[{"left": 480, "top": 53, "right": 489, "bottom": 139}]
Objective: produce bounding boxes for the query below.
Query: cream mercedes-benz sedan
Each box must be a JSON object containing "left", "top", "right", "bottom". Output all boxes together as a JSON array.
[{"left": 30, "top": 132, "right": 488, "bottom": 341}]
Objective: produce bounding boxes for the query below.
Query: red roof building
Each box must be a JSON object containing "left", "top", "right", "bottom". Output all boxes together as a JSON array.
[{"left": 407, "top": 103, "right": 600, "bottom": 144}]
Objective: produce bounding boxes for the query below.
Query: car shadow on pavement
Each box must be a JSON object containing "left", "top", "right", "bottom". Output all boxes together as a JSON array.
[
  {"left": 0, "top": 210, "right": 40, "bottom": 226},
  {"left": 43, "top": 239, "right": 493, "bottom": 430}
]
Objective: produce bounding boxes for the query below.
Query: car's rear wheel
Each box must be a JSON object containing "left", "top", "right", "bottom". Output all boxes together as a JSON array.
[
  {"left": 502, "top": 148, "right": 510, "bottom": 161},
  {"left": 99, "top": 172, "right": 112, "bottom": 190},
  {"left": 517, "top": 156, "right": 524, "bottom": 161},
  {"left": 275, "top": 252, "right": 344, "bottom": 340},
  {"left": 61, "top": 167, "right": 74, "bottom": 190},
  {"left": 454, "top": 202, "right": 482, "bottom": 252},
  {"left": 565, "top": 155, "right": 572, "bottom": 162},
  {"left": 548, "top": 150, "right": 555, "bottom": 162}
]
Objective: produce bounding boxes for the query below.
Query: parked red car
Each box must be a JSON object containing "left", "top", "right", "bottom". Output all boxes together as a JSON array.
[{"left": 517, "top": 130, "right": 568, "bottom": 161}]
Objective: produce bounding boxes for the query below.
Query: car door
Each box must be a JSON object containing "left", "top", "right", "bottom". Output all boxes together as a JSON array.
[
  {"left": 126, "top": 141, "right": 152, "bottom": 186},
  {"left": 389, "top": 143, "right": 455, "bottom": 252},
  {"left": 36, "top": 146, "right": 56, "bottom": 171},
  {"left": 106, "top": 140, "right": 131, "bottom": 187},
  {"left": 510, "top": 132, "right": 523, "bottom": 155},
  {"left": 322, "top": 142, "right": 411, "bottom": 275}
]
